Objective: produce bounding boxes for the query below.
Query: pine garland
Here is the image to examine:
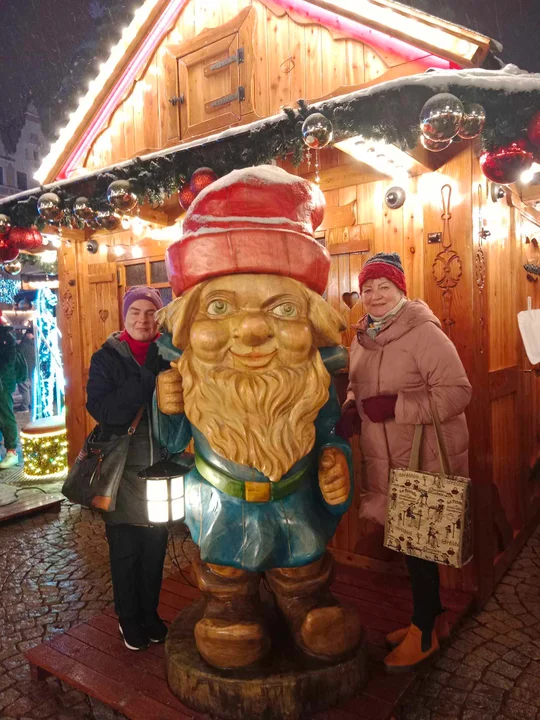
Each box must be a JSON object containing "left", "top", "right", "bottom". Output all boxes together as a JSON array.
[{"left": 2, "top": 79, "right": 539, "bottom": 232}]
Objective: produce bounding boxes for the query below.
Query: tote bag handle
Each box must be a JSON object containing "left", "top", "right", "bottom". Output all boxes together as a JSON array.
[{"left": 408, "top": 398, "right": 452, "bottom": 477}]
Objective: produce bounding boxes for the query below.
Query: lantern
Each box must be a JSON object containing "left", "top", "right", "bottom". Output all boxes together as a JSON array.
[{"left": 138, "top": 454, "right": 194, "bottom": 524}]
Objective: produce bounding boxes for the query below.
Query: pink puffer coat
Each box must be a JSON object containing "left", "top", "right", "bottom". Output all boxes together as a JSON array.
[{"left": 347, "top": 300, "right": 471, "bottom": 525}]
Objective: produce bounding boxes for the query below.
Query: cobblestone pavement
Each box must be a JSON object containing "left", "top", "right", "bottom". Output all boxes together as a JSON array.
[
  {"left": 401, "top": 524, "right": 540, "bottom": 720},
  {"left": 0, "top": 454, "right": 539, "bottom": 720},
  {"left": 0, "top": 470, "right": 192, "bottom": 720}
]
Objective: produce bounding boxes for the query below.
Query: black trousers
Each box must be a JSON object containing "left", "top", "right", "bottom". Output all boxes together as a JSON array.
[
  {"left": 406, "top": 555, "right": 444, "bottom": 642},
  {"left": 105, "top": 524, "right": 169, "bottom": 623}
]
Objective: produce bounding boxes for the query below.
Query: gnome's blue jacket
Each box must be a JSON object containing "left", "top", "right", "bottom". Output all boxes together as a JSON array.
[{"left": 154, "top": 343, "right": 353, "bottom": 572}]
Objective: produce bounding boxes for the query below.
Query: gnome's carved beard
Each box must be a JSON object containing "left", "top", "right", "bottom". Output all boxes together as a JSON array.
[{"left": 178, "top": 349, "right": 330, "bottom": 482}]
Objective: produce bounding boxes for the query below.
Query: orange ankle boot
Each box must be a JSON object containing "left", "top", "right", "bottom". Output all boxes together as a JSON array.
[
  {"left": 385, "top": 613, "right": 450, "bottom": 649},
  {"left": 384, "top": 624, "right": 439, "bottom": 673}
]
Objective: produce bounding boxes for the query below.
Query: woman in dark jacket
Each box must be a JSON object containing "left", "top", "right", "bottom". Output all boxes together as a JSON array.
[{"left": 86, "top": 286, "right": 169, "bottom": 651}]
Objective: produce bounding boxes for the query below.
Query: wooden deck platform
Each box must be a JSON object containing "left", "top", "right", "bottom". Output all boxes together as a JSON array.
[
  {"left": 25, "top": 564, "right": 472, "bottom": 720},
  {"left": 0, "top": 486, "right": 63, "bottom": 524}
]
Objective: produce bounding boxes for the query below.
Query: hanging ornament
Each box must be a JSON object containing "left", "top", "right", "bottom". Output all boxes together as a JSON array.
[
  {"left": 3, "top": 260, "right": 21, "bottom": 276},
  {"left": 95, "top": 207, "right": 122, "bottom": 231},
  {"left": 0, "top": 246, "right": 19, "bottom": 263},
  {"left": 107, "top": 180, "right": 138, "bottom": 213},
  {"left": 527, "top": 111, "right": 540, "bottom": 156},
  {"left": 420, "top": 93, "right": 463, "bottom": 142},
  {"left": 0, "top": 214, "right": 11, "bottom": 237},
  {"left": 190, "top": 168, "right": 218, "bottom": 196},
  {"left": 73, "top": 196, "right": 95, "bottom": 223},
  {"left": 37, "top": 192, "right": 64, "bottom": 223},
  {"left": 9, "top": 226, "right": 43, "bottom": 251},
  {"left": 301, "top": 113, "right": 334, "bottom": 149},
  {"left": 480, "top": 140, "right": 534, "bottom": 184},
  {"left": 421, "top": 135, "right": 452, "bottom": 153},
  {"left": 178, "top": 184, "right": 196, "bottom": 211},
  {"left": 457, "top": 103, "right": 486, "bottom": 140}
]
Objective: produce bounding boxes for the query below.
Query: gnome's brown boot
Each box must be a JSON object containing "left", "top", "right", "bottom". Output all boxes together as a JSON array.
[
  {"left": 266, "top": 552, "right": 362, "bottom": 661},
  {"left": 192, "top": 560, "right": 270, "bottom": 669}
]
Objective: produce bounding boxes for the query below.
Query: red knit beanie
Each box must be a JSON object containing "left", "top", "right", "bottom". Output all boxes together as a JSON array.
[
  {"left": 166, "top": 166, "right": 330, "bottom": 295},
  {"left": 358, "top": 252, "right": 407, "bottom": 295}
]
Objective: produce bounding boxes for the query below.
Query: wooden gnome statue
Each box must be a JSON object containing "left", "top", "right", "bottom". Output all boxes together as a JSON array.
[{"left": 155, "top": 165, "right": 362, "bottom": 670}]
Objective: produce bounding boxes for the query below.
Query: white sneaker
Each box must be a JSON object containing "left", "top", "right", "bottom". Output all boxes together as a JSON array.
[{"left": 0, "top": 451, "right": 19, "bottom": 469}]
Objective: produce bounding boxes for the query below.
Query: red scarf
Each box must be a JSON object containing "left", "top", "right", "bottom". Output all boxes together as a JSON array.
[{"left": 119, "top": 329, "right": 159, "bottom": 366}]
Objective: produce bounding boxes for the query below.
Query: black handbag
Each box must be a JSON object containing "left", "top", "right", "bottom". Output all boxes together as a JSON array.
[{"left": 62, "top": 406, "right": 145, "bottom": 512}]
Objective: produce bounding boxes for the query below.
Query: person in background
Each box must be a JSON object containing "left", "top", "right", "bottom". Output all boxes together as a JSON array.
[
  {"left": 0, "top": 325, "right": 20, "bottom": 469},
  {"left": 16, "top": 329, "right": 35, "bottom": 413},
  {"left": 342, "top": 252, "right": 471, "bottom": 672},
  {"left": 86, "top": 286, "right": 170, "bottom": 651}
]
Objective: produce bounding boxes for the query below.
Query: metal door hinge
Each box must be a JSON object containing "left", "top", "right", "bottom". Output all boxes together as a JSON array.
[
  {"left": 169, "top": 94, "right": 185, "bottom": 106},
  {"left": 205, "top": 48, "right": 244, "bottom": 76},
  {"left": 207, "top": 86, "right": 245, "bottom": 110}
]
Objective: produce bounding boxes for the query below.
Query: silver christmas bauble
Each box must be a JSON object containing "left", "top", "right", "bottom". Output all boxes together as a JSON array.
[
  {"left": 107, "top": 180, "right": 138, "bottom": 213},
  {"left": 420, "top": 93, "right": 463, "bottom": 142},
  {"left": 37, "top": 192, "right": 64, "bottom": 223},
  {"left": 95, "top": 207, "right": 122, "bottom": 232},
  {"left": 73, "top": 196, "right": 95, "bottom": 223},
  {"left": 421, "top": 135, "right": 452, "bottom": 153},
  {"left": 457, "top": 103, "right": 486, "bottom": 140},
  {"left": 0, "top": 214, "right": 11, "bottom": 237},
  {"left": 302, "top": 113, "right": 334, "bottom": 149},
  {"left": 3, "top": 260, "right": 21, "bottom": 276}
]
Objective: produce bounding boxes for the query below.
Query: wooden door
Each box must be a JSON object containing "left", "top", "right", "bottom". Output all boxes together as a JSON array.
[{"left": 175, "top": 7, "right": 254, "bottom": 141}]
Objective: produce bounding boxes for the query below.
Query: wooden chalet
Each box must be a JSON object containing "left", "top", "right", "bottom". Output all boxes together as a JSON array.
[{"left": 14, "top": 0, "right": 540, "bottom": 606}]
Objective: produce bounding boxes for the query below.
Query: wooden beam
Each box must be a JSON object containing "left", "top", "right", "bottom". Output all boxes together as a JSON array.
[
  {"left": 303, "top": 164, "right": 385, "bottom": 191},
  {"left": 303, "top": 0, "right": 491, "bottom": 68},
  {"left": 319, "top": 200, "right": 356, "bottom": 231},
  {"left": 489, "top": 366, "right": 519, "bottom": 401}
]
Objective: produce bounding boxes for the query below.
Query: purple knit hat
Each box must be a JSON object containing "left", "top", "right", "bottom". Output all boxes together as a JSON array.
[{"left": 122, "top": 286, "right": 164, "bottom": 320}]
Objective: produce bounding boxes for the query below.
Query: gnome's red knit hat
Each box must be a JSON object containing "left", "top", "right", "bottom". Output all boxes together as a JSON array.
[{"left": 166, "top": 166, "right": 330, "bottom": 295}]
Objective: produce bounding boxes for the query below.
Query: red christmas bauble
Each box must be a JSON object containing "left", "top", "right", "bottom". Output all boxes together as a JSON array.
[
  {"left": 0, "top": 245, "right": 19, "bottom": 263},
  {"left": 189, "top": 167, "right": 218, "bottom": 196},
  {"left": 8, "top": 226, "right": 44, "bottom": 251},
  {"left": 178, "top": 184, "right": 196, "bottom": 211},
  {"left": 527, "top": 111, "right": 540, "bottom": 148},
  {"left": 479, "top": 140, "right": 534, "bottom": 184}
]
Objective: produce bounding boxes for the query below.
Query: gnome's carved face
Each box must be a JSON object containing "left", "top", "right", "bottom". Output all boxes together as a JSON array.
[
  {"left": 190, "top": 274, "right": 314, "bottom": 371},
  {"left": 159, "top": 273, "right": 345, "bottom": 481}
]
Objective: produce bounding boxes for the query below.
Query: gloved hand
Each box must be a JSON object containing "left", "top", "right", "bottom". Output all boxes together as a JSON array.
[
  {"left": 143, "top": 343, "right": 161, "bottom": 375},
  {"left": 362, "top": 394, "right": 398, "bottom": 423},
  {"left": 336, "top": 402, "right": 362, "bottom": 440}
]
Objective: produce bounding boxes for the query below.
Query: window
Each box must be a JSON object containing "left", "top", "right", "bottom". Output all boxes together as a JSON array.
[
  {"left": 0, "top": 167, "right": 3, "bottom": 185},
  {"left": 17, "top": 172, "right": 27, "bottom": 190},
  {"left": 30, "top": 133, "right": 39, "bottom": 144},
  {"left": 33, "top": 150, "right": 39, "bottom": 162},
  {"left": 25, "top": 148, "right": 30, "bottom": 160}
]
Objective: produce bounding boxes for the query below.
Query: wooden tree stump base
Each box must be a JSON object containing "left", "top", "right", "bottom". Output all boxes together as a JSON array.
[{"left": 166, "top": 600, "right": 368, "bottom": 720}]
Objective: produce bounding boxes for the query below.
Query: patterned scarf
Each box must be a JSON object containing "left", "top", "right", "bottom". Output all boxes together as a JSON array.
[{"left": 366, "top": 297, "right": 408, "bottom": 339}]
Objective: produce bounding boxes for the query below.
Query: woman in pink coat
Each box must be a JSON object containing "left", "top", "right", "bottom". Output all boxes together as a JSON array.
[{"left": 342, "top": 252, "right": 471, "bottom": 673}]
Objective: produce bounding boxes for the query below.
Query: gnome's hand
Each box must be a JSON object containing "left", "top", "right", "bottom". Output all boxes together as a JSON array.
[
  {"left": 318, "top": 447, "right": 350, "bottom": 506},
  {"left": 156, "top": 365, "right": 184, "bottom": 415}
]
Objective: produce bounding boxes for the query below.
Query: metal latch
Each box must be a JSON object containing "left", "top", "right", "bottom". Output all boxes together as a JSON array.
[
  {"left": 204, "top": 48, "right": 244, "bottom": 76},
  {"left": 168, "top": 94, "right": 185, "bottom": 106},
  {"left": 207, "top": 86, "right": 245, "bottom": 110}
]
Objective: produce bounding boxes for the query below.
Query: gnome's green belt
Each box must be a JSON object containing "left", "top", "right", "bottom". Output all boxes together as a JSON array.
[{"left": 194, "top": 451, "right": 308, "bottom": 503}]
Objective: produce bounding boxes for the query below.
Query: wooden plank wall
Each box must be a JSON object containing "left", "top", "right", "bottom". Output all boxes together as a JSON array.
[{"left": 82, "top": 0, "right": 400, "bottom": 173}]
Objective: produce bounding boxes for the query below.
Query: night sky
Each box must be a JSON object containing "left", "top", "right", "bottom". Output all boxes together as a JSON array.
[{"left": 0, "top": 0, "right": 539, "bottom": 153}]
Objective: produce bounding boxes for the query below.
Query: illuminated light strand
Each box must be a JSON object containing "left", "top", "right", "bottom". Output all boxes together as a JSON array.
[{"left": 44, "top": 0, "right": 189, "bottom": 182}]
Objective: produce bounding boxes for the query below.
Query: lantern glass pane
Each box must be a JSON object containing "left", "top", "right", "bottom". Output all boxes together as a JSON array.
[
  {"left": 148, "top": 501, "right": 169, "bottom": 523},
  {"left": 170, "top": 475, "right": 184, "bottom": 499},
  {"left": 146, "top": 478, "right": 168, "bottom": 502},
  {"left": 171, "top": 497, "right": 185, "bottom": 522}
]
